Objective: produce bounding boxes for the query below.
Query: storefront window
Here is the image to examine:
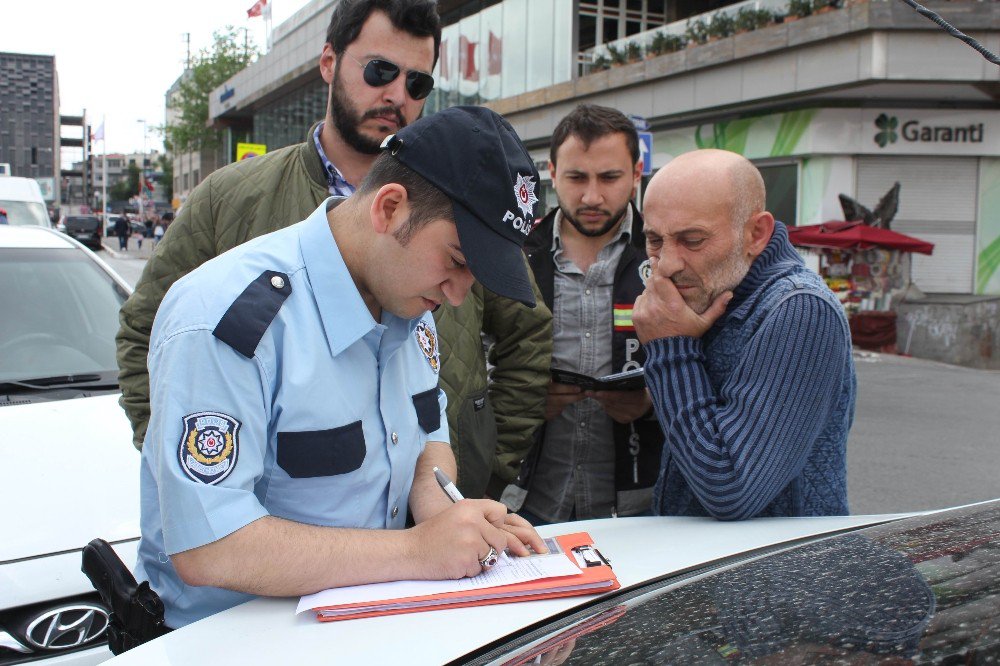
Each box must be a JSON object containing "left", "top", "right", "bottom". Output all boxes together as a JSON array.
[{"left": 758, "top": 162, "right": 798, "bottom": 226}]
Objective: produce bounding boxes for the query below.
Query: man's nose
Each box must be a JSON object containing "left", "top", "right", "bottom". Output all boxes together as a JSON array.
[
  {"left": 380, "top": 74, "right": 406, "bottom": 108},
  {"left": 442, "top": 268, "right": 475, "bottom": 306},
  {"left": 580, "top": 180, "right": 603, "bottom": 206},
  {"left": 655, "top": 248, "right": 684, "bottom": 277}
]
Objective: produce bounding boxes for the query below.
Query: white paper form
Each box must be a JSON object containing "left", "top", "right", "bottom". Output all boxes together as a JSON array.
[{"left": 296, "top": 552, "right": 580, "bottom": 614}]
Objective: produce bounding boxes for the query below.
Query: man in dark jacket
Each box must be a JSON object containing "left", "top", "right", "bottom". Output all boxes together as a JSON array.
[
  {"left": 518, "top": 104, "right": 664, "bottom": 522},
  {"left": 114, "top": 215, "right": 129, "bottom": 251}
]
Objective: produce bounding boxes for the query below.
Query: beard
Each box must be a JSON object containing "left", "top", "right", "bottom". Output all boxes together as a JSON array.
[
  {"left": 675, "top": 235, "right": 752, "bottom": 314},
  {"left": 328, "top": 60, "right": 407, "bottom": 155},
  {"left": 559, "top": 197, "right": 630, "bottom": 239}
]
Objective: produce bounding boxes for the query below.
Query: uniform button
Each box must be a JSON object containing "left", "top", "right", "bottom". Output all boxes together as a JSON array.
[
  {"left": 391, "top": 432, "right": 399, "bottom": 445},
  {"left": 391, "top": 505, "right": 399, "bottom": 518},
  {"left": 270, "top": 275, "right": 285, "bottom": 289},
  {"left": 585, "top": 289, "right": 591, "bottom": 295},
  {"left": 585, "top": 332, "right": 591, "bottom": 338}
]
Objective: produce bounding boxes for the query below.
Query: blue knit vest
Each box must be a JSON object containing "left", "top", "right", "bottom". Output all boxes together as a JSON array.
[{"left": 648, "top": 223, "right": 856, "bottom": 519}]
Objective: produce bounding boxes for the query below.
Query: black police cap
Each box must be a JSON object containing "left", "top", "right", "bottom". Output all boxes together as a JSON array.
[{"left": 381, "top": 106, "right": 539, "bottom": 307}]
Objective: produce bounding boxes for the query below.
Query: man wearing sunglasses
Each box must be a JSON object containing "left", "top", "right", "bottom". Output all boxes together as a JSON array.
[{"left": 117, "top": 0, "right": 551, "bottom": 508}]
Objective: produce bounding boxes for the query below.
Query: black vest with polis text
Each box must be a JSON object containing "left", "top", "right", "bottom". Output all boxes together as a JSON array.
[{"left": 522, "top": 203, "right": 665, "bottom": 500}]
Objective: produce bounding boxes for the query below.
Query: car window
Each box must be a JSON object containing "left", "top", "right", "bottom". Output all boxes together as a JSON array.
[
  {"left": 474, "top": 503, "right": 1000, "bottom": 665},
  {"left": 0, "top": 247, "right": 128, "bottom": 383},
  {"left": 0, "top": 200, "right": 50, "bottom": 227},
  {"left": 66, "top": 216, "right": 101, "bottom": 230}
]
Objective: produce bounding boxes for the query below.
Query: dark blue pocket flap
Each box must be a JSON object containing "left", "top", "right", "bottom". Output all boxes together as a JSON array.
[
  {"left": 412, "top": 388, "right": 441, "bottom": 434},
  {"left": 276, "top": 421, "right": 366, "bottom": 478}
]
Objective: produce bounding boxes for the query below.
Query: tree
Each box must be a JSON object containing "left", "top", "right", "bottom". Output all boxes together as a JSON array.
[
  {"left": 157, "top": 153, "right": 174, "bottom": 203},
  {"left": 110, "top": 163, "right": 141, "bottom": 202},
  {"left": 165, "top": 27, "right": 257, "bottom": 153}
]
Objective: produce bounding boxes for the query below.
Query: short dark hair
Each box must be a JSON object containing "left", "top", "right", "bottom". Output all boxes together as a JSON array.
[
  {"left": 357, "top": 152, "right": 453, "bottom": 244},
  {"left": 549, "top": 104, "right": 640, "bottom": 167},
  {"left": 326, "top": 0, "right": 442, "bottom": 68}
]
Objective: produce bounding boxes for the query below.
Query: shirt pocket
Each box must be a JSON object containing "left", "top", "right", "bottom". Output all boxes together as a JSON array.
[
  {"left": 276, "top": 421, "right": 366, "bottom": 478},
  {"left": 411, "top": 387, "right": 440, "bottom": 434}
]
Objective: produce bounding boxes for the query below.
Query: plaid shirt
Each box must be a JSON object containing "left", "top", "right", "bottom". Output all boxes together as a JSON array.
[{"left": 312, "top": 122, "right": 356, "bottom": 197}]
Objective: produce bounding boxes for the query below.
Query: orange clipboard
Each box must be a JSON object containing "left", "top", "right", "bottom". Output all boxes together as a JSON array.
[{"left": 311, "top": 532, "right": 619, "bottom": 622}]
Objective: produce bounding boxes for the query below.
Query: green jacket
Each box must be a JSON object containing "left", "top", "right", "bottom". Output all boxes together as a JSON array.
[{"left": 116, "top": 127, "right": 551, "bottom": 498}]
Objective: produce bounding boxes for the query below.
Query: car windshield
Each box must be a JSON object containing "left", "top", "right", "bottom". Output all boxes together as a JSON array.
[
  {"left": 0, "top": 199, "right": 50, "bottom": 227},
  {"left": 0, "top": 247, "right": 128, "bottom": 384},
  {"left": 473, "top": 502, "right": 1000, "bottom": 665}
]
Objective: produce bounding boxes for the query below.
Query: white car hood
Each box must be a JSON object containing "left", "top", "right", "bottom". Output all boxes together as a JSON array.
[{"left": 0, "top": 393, "right": 140, "bottom": 562}]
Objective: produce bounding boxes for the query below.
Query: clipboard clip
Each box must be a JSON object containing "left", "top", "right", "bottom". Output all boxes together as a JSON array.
[{"left": 571, "top": 545, "right": 612, "bottom": 568}]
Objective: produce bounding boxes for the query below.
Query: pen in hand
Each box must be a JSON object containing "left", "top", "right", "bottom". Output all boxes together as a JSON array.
[{"left": 433, "top": 466, "right": 465, "bottom": 503}]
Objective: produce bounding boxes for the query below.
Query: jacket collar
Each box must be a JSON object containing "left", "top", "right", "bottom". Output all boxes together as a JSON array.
[{"left": 298, "top": 122, "right": 331, "bottom": 193}]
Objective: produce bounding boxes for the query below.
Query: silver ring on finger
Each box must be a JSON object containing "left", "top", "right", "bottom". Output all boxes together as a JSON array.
[{"left": 479, "top": 545, "right": 499, "bottom": 570}]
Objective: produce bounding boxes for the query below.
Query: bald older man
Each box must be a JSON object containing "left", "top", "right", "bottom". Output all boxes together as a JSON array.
[{"left": 633, "top": 149, "right": 855, "bottom": 520}]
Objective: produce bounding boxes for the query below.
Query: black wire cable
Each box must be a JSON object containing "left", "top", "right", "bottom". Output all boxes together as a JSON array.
[{"left": 897, "top": 0, "right": 1000, "bottom": 65}]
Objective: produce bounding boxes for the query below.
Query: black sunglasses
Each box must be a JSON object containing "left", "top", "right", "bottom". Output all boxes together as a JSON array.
[{"left": 344, "top": 52, "right": 435, "bottom": 101}]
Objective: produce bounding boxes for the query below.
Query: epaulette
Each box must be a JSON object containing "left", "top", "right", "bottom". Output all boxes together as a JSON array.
[{"left": 213, "top": 270, "right": 292, "bottom": 358}]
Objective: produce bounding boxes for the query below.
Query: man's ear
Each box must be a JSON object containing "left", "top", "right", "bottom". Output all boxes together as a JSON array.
[
  {"left": 369, "top": 184, "right": 409, "bottom": 235},
  {"left": 548, "top": 160, "right": 557, "bottom": 181},
  {"left": 319, "top": 43, "right": 337, "bottom": 85},
  {"left": 746, "top": 211, "right": 775, "bottom": 258}
]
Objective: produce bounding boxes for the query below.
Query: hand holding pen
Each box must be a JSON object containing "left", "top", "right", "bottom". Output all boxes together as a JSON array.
[{"left": 433, "top": 467, "right": 547, "bottom": 568}]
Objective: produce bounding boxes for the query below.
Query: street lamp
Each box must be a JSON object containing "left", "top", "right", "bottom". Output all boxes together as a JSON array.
[{"left": 137, "top": 118, "right": 148, "bottom": 223}]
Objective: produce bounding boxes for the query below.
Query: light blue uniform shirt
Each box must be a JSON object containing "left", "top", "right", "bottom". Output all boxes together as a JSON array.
[{"left": 134, "top": 198, "right": 448, "bottom": 628}]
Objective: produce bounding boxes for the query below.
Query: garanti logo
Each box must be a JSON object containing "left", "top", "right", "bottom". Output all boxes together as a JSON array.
[
  {"left": 874, "top": 112, "right": 984, "bottom": 148},
  {"left": 874, "top": 114, "right": 898, "bottom": 148}
]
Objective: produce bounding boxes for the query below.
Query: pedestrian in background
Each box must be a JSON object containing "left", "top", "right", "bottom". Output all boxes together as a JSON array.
[
  {"left": 0, "top": 208, "right": 7, "bottom": 225},
  {"left": 153, "top": 221, "right": 165, "bottom": 247},
  {"left": 114, "top": 215, "right": 129, "bottom": 251}
]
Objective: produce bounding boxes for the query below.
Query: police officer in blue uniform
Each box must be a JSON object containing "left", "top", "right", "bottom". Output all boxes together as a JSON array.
[{"left": 134, "top": 106, "right": 548, "bottom": 629}]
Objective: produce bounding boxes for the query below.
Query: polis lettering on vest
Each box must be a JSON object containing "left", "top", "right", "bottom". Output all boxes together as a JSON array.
[
  {"left": 502, "top": 210, "right": 532, "bottom": 236},
  {"left": 901, "top": 120, "right": 984, "bottom": 143}
]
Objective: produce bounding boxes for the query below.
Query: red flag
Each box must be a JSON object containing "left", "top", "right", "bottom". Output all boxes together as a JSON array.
[
  {"left": 247, "top": 0, "right": 266, "bottom": 18},
  {"left": 439, "top": 39, "right": 450, "bottom": 81},
  {"left": 460, "top": 35, "right": 479, "bottom": 82},
  {"left": 488, "top": 32, "right": 502, "bottom": 76}
]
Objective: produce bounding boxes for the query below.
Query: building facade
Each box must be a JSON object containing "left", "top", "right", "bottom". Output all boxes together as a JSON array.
[
  {"left": 203, "top": 0, "right": 1000, "bottom": 365},
  {"left": 0, "top": 52, "right": 60, "bottom": 204}
]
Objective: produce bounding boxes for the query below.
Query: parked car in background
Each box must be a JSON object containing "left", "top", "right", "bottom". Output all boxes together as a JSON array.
[
  {"left": 0, "top": 225, "right": 140, "bottom": 664},
  {"left": 0, "top": 176, "right": 50, "bottom": 228},
  {"left": 62, "top": 215, "right": 103, "bottom": 250},
  {"left": 103, "top": 501, "right": 999, "bottom": 665}
]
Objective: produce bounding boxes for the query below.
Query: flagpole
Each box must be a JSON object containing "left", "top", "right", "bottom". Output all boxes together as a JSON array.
[{"left": 101, "top": 116, "right": 108, "bottom": 219}]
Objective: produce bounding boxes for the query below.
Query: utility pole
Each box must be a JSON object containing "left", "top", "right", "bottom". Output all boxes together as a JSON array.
[
  {"left": 137, "top": 118, "right": 147, "bottom": 224},
  {"left": 183, "top": 32, "right": 191, "bottom": 69}
]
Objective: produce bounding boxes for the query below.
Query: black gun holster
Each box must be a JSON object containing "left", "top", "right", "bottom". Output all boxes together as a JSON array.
[{"left": 81, "top": 538, "right": 172, "bottom": 655}]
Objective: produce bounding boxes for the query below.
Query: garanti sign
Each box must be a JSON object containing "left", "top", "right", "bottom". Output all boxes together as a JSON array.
[{"left": 867, "top": 110, "right": 994, "bottom": 155}]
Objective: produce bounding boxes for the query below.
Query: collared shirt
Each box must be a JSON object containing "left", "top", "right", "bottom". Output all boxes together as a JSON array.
[
  {"left": 524, "top": 207, "right": 632, "bottom": 523},
  {"left": 134, "top": 198, "right": 448, "bottom": 628},
  {"left": 313, "top": 123, "right": 356, "bottom": 197}
]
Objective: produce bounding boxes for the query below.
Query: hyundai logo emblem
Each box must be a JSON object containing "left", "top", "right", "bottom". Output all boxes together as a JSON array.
[{"left": 25, "top": 603, "right": 109, "bottom": 650}]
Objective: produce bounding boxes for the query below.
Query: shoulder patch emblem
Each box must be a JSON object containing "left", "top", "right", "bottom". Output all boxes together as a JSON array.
[
  {"left": 414, "top": 321, "right": 440, "bottom": 374},
  {"left": 638, "top": 259, "right": 652, "bottom": 286},
  {"left": 178, "top": 412, "right": 241, "bottom": 484}
]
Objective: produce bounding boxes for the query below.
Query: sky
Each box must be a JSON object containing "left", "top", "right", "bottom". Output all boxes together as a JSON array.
[{"left": 2, "top": 0, "right": 310, "bottom": 157}]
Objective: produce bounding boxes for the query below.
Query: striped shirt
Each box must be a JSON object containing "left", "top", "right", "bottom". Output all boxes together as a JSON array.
[{"left": 647, "top": 222, "right": 855, "bottom": 519}]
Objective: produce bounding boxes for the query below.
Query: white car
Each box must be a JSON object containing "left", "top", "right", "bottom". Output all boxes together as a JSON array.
[
  {"left": 101, "top": 500, "right": 1000, "bottom": 664},
  {"left": 0, "top": 226, "right": 139, "bottom": 664}
]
